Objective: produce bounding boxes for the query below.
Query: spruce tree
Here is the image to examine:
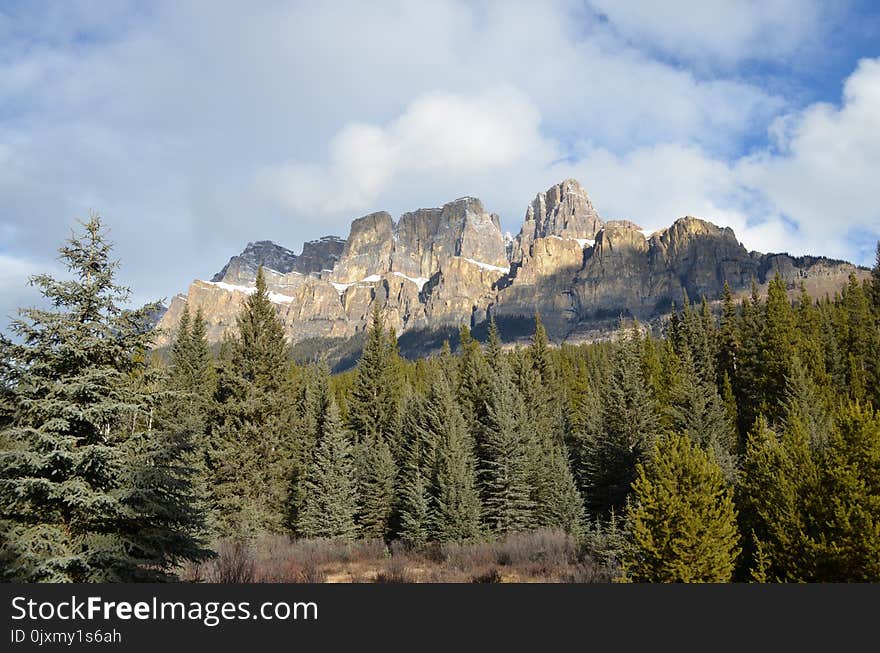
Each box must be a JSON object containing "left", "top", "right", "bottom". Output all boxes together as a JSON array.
[
  {"left": 735, "top": 282, "right": 766, "bottom": 437},
  {"left": 430, "top": 373, "right": 482, "bottom": 542},
  {"left": 298, "top": 400, "right": 358, "bottom": 541},
  {"left": 209, "top": 266, "right": 296, "bottom": 535},
  {"left": 348, "top": 305, "right": 401, "bottom": 446},
  {"left": 0, "top": 216, "right": 207, "bottom": 581},
  {"left": 121, "top": 386, "right": 213, "bottom": 579},
  {"left": 355, "top": 436, "right": 396, "bottom": 540},
  {"left": 481, "top": 357, "right": 535, "bottom": 534},
  {"left": 582, "top": 330, "right": 659, "bottom": 518},
  {"left": 347, "top": 307, "right": 400, "bottom": 538},
  {"left": 717, "top": 282, "right": 740, "bottom": 392},
  {"left": 811, "top": 401, "right": 880, "bottom": 581},
  {"left": 395, "top": 395, "right": 432, "bottom": 547},
  {"left": 288, "top": 362, "right": 331, "bottom": 534},
  {"left": 737, "top": 416, "right": 819, "bottom": 582},
  {"left": 624, "top": 433, "right": 739, "bottom": 583},
  {"left": 762, "top": 273, "right": 797, "bottom": 423},
  {"left": 667, "top": 347, "right": 738, "bottom": 481}
]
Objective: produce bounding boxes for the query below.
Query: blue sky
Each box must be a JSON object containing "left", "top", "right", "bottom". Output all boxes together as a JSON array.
[{"left": 1, "top": 0, "right": 879, "bottom": 321}]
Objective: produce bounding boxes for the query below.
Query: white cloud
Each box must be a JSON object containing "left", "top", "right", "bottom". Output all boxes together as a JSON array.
[
  {"left": 254, "top": 85, "right": 553, "bottom": 216},
  {"left": 551, "top": 58, "right": 880, "bottom": 263},
  {"left": 0, "top": 1, "right": 872, "bottom": 326},
  {"left": 587, "top": 0, "right": 828, "bottom": 66},
  {"left": 737, "top": 58, "right": 880, "bottom": 260}
]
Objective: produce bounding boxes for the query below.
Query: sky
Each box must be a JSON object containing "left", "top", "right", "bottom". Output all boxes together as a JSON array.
[{"left": 1, "top": 0, "right": 879, "bottom": 322}]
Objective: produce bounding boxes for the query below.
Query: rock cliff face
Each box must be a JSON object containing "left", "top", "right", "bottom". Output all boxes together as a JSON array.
[{"left": 156, "top": 179, "right": 865, "bottom": 347}]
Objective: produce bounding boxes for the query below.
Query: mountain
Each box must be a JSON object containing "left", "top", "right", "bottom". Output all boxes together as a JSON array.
[{"left": 155, "top": 179, "right": 865, "bottom": 349}]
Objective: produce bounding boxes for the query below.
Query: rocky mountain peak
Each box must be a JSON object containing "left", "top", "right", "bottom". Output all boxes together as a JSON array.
[
  {"left": 157, "top": 178, "right": 865, "bottom": 353},
  {"left": 211, "top": 240, "right": 299, "bottom": 284},
  {"left": 292, "top": 235, "right": 346, "bottom": 275},
  {"left": 512, "top": 178, "right": 604, "bottom": 262}
]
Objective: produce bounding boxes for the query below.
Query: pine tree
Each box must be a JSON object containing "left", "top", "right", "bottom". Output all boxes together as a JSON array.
[
  {"left": 0, "top": 216, "right": 207, "bottom": 581},
  {"left": 735, "top": 282, "right": 766, "bottom": 437},
  {"left": 624, "top": 433, "right": 739, "bottom": 583},
  {"left": 430, "top": 373, "right": 482, "bottom": 542},
  {"left": 481, "top": 357, "right": 535, "bottom": 534},
  {"left": 485, "top": 315, "right": 504, "bottom": 372},
  {"left": 870, "top": 241, "right": 880, "bottom": 315},
  {"left": 762, "top": 273, "right": 798, "bottom": 423},
  {"left": 737, "top": 416, "right": 819, "bottom": 582},
  {"left": 355, "top": 435, "right": 396, "bottom": 540},
  {"left": 233, "top": 267, "right": 290, "bottom": 391},
  {"left": 582, "top": 330, "right": 659, "bottom": 519},
  {"left": 298, "top": 400, "right": 358, "bottom": 541},
  {"left": 717, "top": 282, "right": 739, "bottom": 390},
  {"left": 811, "top": 401, "right": 880, "bottom": 581},
  {"left": 348, "top": 306, "right": 401, "bottom": 446},
  {"left": 287, "top": 362, "right": 331, "bottom": 534},
  {"left": 395, "top": 395, "right": 432, "bottom": 547},
  {"left": 667, "top": 347, "right": 738, "bottom": 480},
  {"left": 165, "top": 306, "right": 215, "bottom": 534},
  {"left": 121, "top": 384, "right": 213, "bottom": 579},
  {"left": 532, "top": 438, "right": 585, "bottom": 537},
  {"left": 168, "top": 307, "right": 215, "bottom": 399},
  {"left": 209, "top": 266, "right": 296, "bottom": 535}
]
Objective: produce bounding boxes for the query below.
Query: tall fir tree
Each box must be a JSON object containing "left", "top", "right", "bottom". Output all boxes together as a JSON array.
[
  {"left": 624, "top": 433, "right": 739, "bottom": 583},
  {"left": 0, "top": 216, "right": 208, "bottom": 581},
  {"left": 430, "top": 373, "right": 482, "bottom": 542},
  {"left": 737, "top": 416, "right": 820, "bottom": 582},
  {"left": 209, "top": 266, "right": 296, "bottom": 536},
  {"left": 480, "top": 356, "right": 535, "bottom": 534},
  {"left": 297, "top": 400, "right": 358, "bottom": 541},
  {"left": 582, "top": 330, "right": 659, "bottom": 519},
  {"left": 667, "top": 347, "right": 738, "bottom": 480}
]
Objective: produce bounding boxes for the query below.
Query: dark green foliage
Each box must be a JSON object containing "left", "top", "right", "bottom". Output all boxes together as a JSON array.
[
  {"left": 349, "top": 308, "right": 399, "bottom": 540},
  {"left": 430, "top": 373, "right": 482, "bottom": 542},
  {"left": 666, "top": 347, "right": 738, "bottom": 480},
  {"left": 481, "top": 357, "right": 534, "bottom": 534},
  {"left": 298, "top": 401, "right": 358, "bottom": 540},
  {"left": 209, "top": 267, "right": 297, "bottom": 536},
  {"left": 348, "top": 306, "right": 401, "bottom": 446},
  {"left": 5, "top": 219, "right": 879, "bottom": 583},
  {"left": 582, "top": 331, "right": 659, "bottom": 519},
  {"left": 0, "top": 216, "right": 208, "bottom": 581}
]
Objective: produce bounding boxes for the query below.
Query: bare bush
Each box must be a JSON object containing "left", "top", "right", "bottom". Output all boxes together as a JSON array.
[{"left": 203, "top": 539, "right": 255, "bottom": 583}]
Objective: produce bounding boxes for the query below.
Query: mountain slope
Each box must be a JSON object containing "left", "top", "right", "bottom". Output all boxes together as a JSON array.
[{"left": 155, "top": 179, "right": 865, "bottom": 347}]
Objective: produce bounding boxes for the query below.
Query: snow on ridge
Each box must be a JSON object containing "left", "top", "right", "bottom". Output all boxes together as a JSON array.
[
  {"left": 392, "top": 271, "right": 430, "bottom": 291},
  {"left": 461, "top": 257, "right": 510, "bottom": 274},
  {"left": 204, "top": 280, "right": 294, "bottom": 305},
  {"left": 208, "top": 280, "right": 255, "bottom": 295},
  {"left": 267, "top": 292, "right": 294, "bottom": 304},
  {"left": 574, "top": 238, "right": 595, "bottom": 248},
  {"left": 329, "top": 273, "right": 385, "bottom": 296},
  {"left": 640, "top": 229, "right": 655, "bottom": 239}
]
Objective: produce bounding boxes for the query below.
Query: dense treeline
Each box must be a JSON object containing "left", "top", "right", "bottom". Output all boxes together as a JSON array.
[{"left": 1, "top": 216, "right": 879, "bottom": 582}]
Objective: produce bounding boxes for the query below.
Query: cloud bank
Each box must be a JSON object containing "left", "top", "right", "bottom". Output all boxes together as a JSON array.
[{"left": 0, "top": 1, "right": 877, "bottom": 322}]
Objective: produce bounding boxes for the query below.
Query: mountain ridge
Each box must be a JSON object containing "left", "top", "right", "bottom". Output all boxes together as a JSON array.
[{"left": 155, "top": 179, "right": 866, "bottom": 348}]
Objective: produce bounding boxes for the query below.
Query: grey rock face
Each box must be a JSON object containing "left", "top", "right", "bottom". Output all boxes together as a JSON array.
[
  {"left": 157, "top": 180, "right": 864, "bottom": 349},
  {"left": 331, "top": 211, "right": 395, "bottom": 283},
  {"left": 393, "top": 197, "right": 508, "bottom": 279},
  {"left": 293, "top": 235, "right": 346, "bottom": 275},
  {"left": 512, "top": 178, "right": 604, "bottom": 263},
  {"left": 212, "top": 240, "right": 299, "bottom": 284}
]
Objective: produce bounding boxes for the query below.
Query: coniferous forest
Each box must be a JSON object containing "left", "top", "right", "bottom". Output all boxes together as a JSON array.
[{"left": 2, "top": 216, "right": 880, "bottom": 583}]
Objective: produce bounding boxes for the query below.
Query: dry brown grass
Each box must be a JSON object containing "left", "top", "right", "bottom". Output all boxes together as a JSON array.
[{"left": 181, "top": 529, "right": 617, "bottom": 583}]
